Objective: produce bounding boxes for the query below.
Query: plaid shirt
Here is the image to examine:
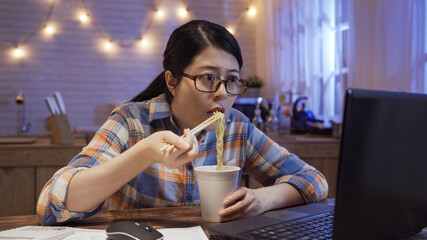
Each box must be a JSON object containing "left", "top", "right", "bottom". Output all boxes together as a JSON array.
[{"left": 37, "top": 94, "right": 328, "bottom": 225}]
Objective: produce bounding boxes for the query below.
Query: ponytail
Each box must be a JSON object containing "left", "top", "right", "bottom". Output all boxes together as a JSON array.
[{"left": 130, "top": 71, "right": 173, "bottom": 103}]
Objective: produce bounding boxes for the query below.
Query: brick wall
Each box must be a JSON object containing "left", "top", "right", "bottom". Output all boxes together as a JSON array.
[{"left": 0, "top": 0, "right": 256, "bottom": 135}]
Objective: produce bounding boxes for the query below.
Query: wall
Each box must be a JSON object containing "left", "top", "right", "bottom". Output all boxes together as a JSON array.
[{"left": 0, "top": 0, "right": 256, "bottom": 135}]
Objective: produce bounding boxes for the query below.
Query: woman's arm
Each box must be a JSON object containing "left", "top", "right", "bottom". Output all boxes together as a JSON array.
[{"left": 65, "top": 129, "right": 198, "bottom": 212}]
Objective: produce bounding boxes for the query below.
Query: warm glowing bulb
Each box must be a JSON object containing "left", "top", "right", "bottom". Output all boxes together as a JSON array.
[
  {"left": 227, "top": 27, "right": 234, "bottom": 34},
  {"left": 140, "top": 39, "right": 148, "bottom": 46},
  {"left": 79, "top": 13, "right": 89, "bottom": 23},
  {"left": 45, "top": 25, "right": 54, "bottom": 34},
  {"left": 248, "top": 7, "right": 256, "bottom": 16},
  {"left": 178, "top": 8, "right": 188, "bottom": 17},
  {"left": 105, "top": 41, "right": 112, "bottom": 49},
  {"left": 157, "top": 10, "right": 164, "bottom": 17},
  {"left": 13, "top": 47, "right": 23, "bottom": 58}
]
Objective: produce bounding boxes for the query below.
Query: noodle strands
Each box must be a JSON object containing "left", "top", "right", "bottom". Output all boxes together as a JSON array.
[{"left": 214, "top": 111, "right": 225, "bottom": 171}]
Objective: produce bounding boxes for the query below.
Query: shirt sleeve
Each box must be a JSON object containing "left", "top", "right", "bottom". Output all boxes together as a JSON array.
[
  {"left": 243, "top": 124, "right": 329, "bottom": 203},
  {"left": 37, "top": 108, "right": 133, "bottom": 225}
]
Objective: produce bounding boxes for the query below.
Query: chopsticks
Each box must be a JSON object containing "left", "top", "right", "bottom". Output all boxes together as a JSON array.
[{"left": 160, "top": 114, "right": 218, "bottom": 152}]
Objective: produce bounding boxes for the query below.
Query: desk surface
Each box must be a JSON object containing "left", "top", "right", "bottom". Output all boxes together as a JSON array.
[
  {"left": 0, "top": 206, "right": 218, "bottom": 237},
  {"left": 0, "top": 200, "right": 334, "bottom": 235}
]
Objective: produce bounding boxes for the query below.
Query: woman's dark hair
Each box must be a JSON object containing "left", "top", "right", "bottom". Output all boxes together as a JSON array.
[{"left": 130, "top": 20, "right": 243, "bottom": 103}]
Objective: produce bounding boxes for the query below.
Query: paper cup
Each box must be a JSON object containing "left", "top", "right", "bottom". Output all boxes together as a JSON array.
[{"left": 194, "top": 165, "right": 241, "bottom": 222}]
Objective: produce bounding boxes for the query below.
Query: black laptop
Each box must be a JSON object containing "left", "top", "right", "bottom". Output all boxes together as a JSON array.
[{"left": 207, "top": 89, "right": 427, "bottom": 240}]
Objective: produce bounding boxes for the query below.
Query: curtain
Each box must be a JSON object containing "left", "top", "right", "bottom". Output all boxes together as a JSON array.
[
  {"left": 255, "top": 0, "right": 338, "bottom": 119},
  {"left": 348, "top": 0, "right": 424, "bottom": 93}
]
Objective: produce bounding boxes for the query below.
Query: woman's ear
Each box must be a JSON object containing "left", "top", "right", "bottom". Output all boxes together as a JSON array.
[{"left": 165, "top": 70, "right": 177, "bottom": 96}]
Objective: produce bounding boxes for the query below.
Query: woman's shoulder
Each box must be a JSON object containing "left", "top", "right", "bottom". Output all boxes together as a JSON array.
[
  {"left": 112, "top": 95, "right": 168, "bottom": 117},
  {"left": 228, "top": 107, "right": 251, "bottom": 123}
]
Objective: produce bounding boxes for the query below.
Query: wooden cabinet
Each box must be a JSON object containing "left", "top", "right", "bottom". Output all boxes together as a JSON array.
[{"left": 0, "top": 138, "right": 85, "bottom": 217}]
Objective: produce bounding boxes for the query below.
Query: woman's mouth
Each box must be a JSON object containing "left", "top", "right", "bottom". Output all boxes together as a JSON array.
[{"left": 207, "top": 107, "right": 225, "bottom": 117}]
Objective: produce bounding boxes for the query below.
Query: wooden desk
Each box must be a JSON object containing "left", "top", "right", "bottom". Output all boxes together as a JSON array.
[
  {"left": 0, "top": 199, "right": 335, "bottom": 237},
  {"left": 0, "top": 206, "right": 217, "bottom": 237}
]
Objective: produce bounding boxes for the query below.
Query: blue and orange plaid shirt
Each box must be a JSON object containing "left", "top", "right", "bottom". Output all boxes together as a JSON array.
[{"left": 37, "top": 94, "right": 328, "bottom": 225}]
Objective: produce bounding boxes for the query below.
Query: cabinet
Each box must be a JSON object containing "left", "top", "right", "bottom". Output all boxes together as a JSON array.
[
  {"left": 245, "top": 133, "right": 340, "bottom": 199},
  {"left": 0, "top": 138, "right": 85, "bottom": 217}
]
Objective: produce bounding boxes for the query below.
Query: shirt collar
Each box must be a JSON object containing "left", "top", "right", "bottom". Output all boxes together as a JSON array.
[{"left": 148, "top": 94, "right": 171, "bottom": 122}]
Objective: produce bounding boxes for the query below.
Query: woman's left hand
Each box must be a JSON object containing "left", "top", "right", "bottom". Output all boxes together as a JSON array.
[
  {"left": 218, "top": 187, "right": 266, "bottom": 221},
  {"left": 218, "top": 184, "right": 305, "bottom": 222}
]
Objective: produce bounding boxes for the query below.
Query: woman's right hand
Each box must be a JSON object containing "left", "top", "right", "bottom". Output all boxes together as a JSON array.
[{"left": 137, "top": 128, "right": 199, "bottom": 169}]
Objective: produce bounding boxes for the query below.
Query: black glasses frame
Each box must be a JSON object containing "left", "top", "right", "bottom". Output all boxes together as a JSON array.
[{"left": 181, "top": 72, "right": 248, "bottom": 95}]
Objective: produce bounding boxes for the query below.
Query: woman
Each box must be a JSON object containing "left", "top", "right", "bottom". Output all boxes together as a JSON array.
[{"left": 37, "top": 20, "right": 328, "bottom": 225}]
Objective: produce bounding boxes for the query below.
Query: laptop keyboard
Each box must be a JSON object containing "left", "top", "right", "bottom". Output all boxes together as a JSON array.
[{"left": 240, "top": 211, "right": 334, "bottom": 240}]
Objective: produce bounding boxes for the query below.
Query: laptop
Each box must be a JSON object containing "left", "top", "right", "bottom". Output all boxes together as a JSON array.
[{"left": 207, "top": 89, "right": 427, "bottom": 240}]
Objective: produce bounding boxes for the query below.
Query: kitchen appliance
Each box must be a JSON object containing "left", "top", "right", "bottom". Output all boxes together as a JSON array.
[{"left": 291, "top": 96, "right": 328, "bottom": 134}]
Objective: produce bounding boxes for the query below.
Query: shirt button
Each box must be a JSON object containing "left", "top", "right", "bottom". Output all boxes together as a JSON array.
[{"left": 187, "top": 164, "right": 193, "bottom": 171}]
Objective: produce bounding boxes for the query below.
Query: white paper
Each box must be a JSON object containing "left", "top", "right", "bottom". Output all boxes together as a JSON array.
[{"left": 158, "top": 226, "right": 209, "bottom": 240}]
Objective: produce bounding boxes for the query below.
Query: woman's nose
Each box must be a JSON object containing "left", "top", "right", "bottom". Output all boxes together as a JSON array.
[{"left": 213, "top": 82, "right": 227, "bottom": 100}]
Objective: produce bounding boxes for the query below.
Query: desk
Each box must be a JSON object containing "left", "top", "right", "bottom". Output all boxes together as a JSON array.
[
  {"left": 0, "top": 199, "right": 335, "bottom": 237},
  {"left": 1, "top": 200, "right": 425, "bottom": 239},
  {"left": 0, "top": 206, "right": 217, "bottom": 237}
]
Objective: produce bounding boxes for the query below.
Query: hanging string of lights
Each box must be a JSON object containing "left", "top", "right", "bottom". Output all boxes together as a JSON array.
[{"left": 1, "top": 0, "right": 256, "bottom": 59}]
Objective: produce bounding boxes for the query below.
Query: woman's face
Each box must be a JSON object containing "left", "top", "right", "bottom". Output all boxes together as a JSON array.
[{"left": 169, "top": 46, "right": 240, "bottom": 132}]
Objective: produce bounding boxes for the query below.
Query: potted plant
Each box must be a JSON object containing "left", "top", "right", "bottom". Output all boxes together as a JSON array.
[{"left": 244, "top": 75, "right": 264, "bottom": 97}]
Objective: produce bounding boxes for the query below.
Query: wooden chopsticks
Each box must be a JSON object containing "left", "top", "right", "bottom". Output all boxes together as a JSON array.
[{"left": 160, "top": 114, "right": 218, "bottom": 152}]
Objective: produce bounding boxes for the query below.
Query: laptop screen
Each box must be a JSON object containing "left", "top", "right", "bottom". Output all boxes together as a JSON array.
[{"left": 333, "top": 89, "right": 427, "bottom": 239}]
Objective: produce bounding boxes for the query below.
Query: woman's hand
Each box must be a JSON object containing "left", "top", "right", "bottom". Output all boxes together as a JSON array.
[
  {"left": 219, "top": 187, "right": 267, "bottom": 221},
  {"left": 137, "top": 128, "right": 199, "bottom": 169},
  {"left": 219, "top": 184, "right": 305, "bottom": 221}
]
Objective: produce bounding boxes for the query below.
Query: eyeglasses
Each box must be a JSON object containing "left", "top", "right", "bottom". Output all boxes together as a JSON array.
[{"left": 181, "top": 72, "right": 248, "bottom": 95}]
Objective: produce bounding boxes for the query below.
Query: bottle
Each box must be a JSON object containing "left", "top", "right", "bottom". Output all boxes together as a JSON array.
[
  {"left": 266, "top": 101, "right": 279, "bottom": 133},
  {"left": 252, "top": 97, "right": 265, "bottom": 131}
]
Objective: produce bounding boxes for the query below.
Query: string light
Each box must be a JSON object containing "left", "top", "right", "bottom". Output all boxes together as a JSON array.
[
  {"left": 156, "top": 9, "right": 164, "bottom": 18},
  {"left": 13, "top": 47, "right": 24, "bottom": 58},
  {"left": 178, "top": 7, "right": 188, "bottom": 18},
  {"left": 44, "top": 24, "right": 55, "bottom": 35},
  {"left": 5, "top": 1, "right": 257, "bottom": 59},
  {"left": 227, "top": 27, "right": 234, "bottom": 35},
  {"left": 248, "top": 7, "right": 256, "bottom": 16},
  {"left": 79, "top": 13, "right": 90, "bottom": 23},
  {"left": 104, "top": 40, "right": 113, "bottom": 50},
  {"left": 140, "top": 38, "right": 148, "bottom": 46}
]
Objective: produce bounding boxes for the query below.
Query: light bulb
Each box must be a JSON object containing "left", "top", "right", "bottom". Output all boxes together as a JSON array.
[
  {"left": 140, "top": 39, "right": 148, "bottom": 46},
  {"left": 248, "top": 7, "right": 256, "bottom": 16},
  {"left": 45, "top": 25, "right": 54, "bottom": 34},
  {"left": 105, "top": 41, "right": 113, "bottom": 49},
  {"left": 178, "top": 8, "right": 188, "bottom": 17},
  {"left": 79, "top": 13, "right": 89, "bottom": 23},
  {"left": 157, "top": 10, "right": 164, "bottom": 17},
  {"left": 13, "top": 47, "right": 23, "bottom": 58},
  {"left": 227, "top": 27, "right": 234, "bottom": 35}
]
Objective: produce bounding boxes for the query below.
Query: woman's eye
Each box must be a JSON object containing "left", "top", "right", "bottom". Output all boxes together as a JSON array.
[
  {"left": 202, "top": 74, "right": 216, "bottom": 81},
  {"left": 227, "top": 76, "right": 239, "bottom": 82}
]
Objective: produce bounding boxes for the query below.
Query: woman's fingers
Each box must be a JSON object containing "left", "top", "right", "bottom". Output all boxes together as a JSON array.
[{"left": 219, "top": 187, "right": 263, "bottom": 221}]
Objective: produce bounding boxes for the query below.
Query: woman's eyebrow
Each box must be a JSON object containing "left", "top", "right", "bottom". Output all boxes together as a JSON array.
[{"left": 197, "top": 65, "right": 240, "bottom": 73}]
